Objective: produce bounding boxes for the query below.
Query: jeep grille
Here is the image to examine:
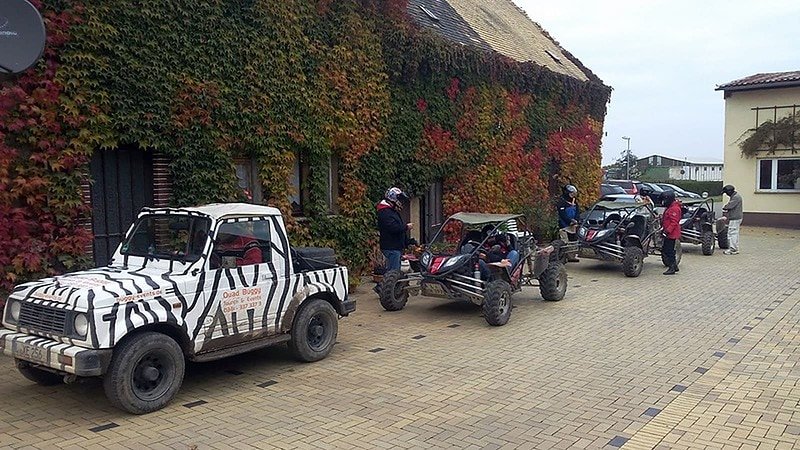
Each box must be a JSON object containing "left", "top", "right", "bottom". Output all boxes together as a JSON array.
[{"left": 18, "top": 303, "right": 68, "bottom": 335}]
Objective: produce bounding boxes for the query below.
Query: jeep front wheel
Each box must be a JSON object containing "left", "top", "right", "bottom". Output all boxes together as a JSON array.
[
  {"left": 701, "top": 230, "right": 715, "bottom": 255},
  {"left": 379, "top": 270, "right": 408, "bottom": 311},
  {"left": 16, "top": 360, "right": 63, "bottom": 386},
  {"left": 483, "top": 280, "right": 512, "bottom": 326},
  {"left": 289, "top": 298, "right": 338, "bottom": 362},
  {"left": 623, "top": 246, "right": 644, "bottom": 277},
  {"left": 103, "top": 332, "right": 185, "bottom": 414},
  {"left": 539, "top": 263, "right": 567, "bottom": 301}
]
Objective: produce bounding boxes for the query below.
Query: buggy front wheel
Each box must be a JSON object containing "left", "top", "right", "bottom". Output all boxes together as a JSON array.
[
  {"left": 539, "top": 263, "right": 567, "bottom": 301},
  {"left": 623, "top": 246, "right": 644, "bottom": 277},
  {"left": 701, "top": 230, "right": 715, "bottom": 255},
  {"left": 482, "top": 280, "right": 512, "bottom": 326},
  {"left": 379, "top": 270, "right": 408, "bottom": 311}
]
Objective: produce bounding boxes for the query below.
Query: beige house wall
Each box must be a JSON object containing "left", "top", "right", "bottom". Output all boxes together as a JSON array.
[{"left": 722, "top": 86, "right": 800, "bottom": 219}]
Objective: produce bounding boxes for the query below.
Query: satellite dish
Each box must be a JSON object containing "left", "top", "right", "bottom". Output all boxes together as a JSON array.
[{"left": 0, "top": 0, "right": 46, "bottom": 75}]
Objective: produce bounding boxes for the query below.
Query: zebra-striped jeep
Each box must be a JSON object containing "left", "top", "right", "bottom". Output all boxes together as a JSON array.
[{"left": 1, "top": 203, "right": 354, "bottom": 414}]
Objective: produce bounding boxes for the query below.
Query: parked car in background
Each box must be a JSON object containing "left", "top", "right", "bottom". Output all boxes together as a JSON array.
[
  {"left": 600, "top": 183, "right": 626, "bottom": 197},
  {"left": 606, "top": 179, "right": 640, "bottom": 195},
  {"left": 637, "top": 182, "right": 666, "bottom": 206},
  {"left": 656, "top": 183, "right": 702, "bottom": 199}
]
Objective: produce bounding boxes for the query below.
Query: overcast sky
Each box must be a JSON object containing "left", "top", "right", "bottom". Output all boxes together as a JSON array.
[{"left": 516, "top": 0, "right": 800, "bottom": 165}]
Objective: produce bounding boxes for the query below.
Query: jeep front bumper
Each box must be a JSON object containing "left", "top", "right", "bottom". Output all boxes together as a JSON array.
[{"left": 0, "top": 329, "right": 112, "bottom": 377}]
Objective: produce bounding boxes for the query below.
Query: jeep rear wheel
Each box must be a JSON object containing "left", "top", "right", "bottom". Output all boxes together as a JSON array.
[
  {"left": 717, "top": 230, "right": 730, "bottom": 249},
  {"left": 103, "top": 332, "right": 185, "bottom": 414},
  {"left": 289, "top": 298, "right": 338, "bottom": 362},
  {"left": 379, "top": 270, "right": 408, "bottom": 311},
  {"left": 483, "top": 280, "right": 512, "bottom": 326},
  {"left": 701, "top": 230, "right": 715, "bottom": 255},
  {"left": 623, "top": 246, "right": 644, "bottom": 277},
  {"left": 539, "top": 263, "right": 567, "bottom": 301},
  {"left": 16, "top": 360, "right": 63, "bottom": 386}
]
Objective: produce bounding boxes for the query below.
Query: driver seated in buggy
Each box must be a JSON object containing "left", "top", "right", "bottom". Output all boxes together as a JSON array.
[{"left": 476, "top": 226, "right": 520, "bottom": 281}]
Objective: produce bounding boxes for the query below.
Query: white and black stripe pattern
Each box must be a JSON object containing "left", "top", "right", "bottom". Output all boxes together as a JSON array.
[{"left": 4, "top": 208, "right": 350, "bottom": 360}]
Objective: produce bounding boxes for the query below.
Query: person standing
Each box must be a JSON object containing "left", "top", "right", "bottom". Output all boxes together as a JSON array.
[
  {"left": 556, "top": 185, "right": 580, "bottom": 262},
  {"left": 721, "top": 184, "right": 743, "bottom": 255},
  {"left": 376, "top": 187, "right": 413, "bottom": 272},
  {"left": 660, "top": 190, "right": 681, "bottom": 275}
]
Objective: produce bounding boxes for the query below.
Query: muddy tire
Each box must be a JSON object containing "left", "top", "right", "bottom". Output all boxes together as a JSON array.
[
  {"left": 103, "top": 332, "right": 185, "bottom": 414},
  {"left": 717, "top": 230, "right": 730, "bottom": 249},
  {"left": 16, "top": 360, "right": 63, "bottom": 386},
  {"left": 379, "top": 270, "right": 408, "bottom": 312},
  {"left": 289, "top": 298, "right": 338, "bottom": 363},
  {"left": 539, "top": 263, "right": 567, "bottom": 301},
  {"left": 482, "top": 280, "right": 512, "bottom": 326},
  {"left": 623, "top": 246, "right": 644, "bottom": 277},
  {"left": 701, "top": 230, "right": 715, "bottom": 255}
]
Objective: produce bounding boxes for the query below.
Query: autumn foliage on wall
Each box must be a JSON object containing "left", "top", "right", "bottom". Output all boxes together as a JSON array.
[{"left": 0, "top": 0, "right": 610, "bottom": 288}]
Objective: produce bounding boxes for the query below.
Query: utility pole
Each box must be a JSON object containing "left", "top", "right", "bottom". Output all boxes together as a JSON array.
[{"left": 622, "top": 136, "right": 631, "bottom": 179}]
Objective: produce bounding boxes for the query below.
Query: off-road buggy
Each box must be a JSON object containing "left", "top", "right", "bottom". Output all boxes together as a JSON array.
[
  {"left": 379, "top": 213, "right": 568, "bottom": 326},
  {"left": 677, "top": 197, "right": 729, "bottom": 255},
  {"left": 576, "top": 199, "right": 681, "bottom": 277}
]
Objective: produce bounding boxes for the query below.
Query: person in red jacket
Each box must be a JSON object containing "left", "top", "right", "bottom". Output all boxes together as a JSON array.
[{"left": 660, "top": 190, "right": 681, "bottom": 275}]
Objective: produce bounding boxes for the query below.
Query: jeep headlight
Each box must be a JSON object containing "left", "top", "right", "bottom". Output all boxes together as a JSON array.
[
  {"left": 578, "top": 227, "right": 587, "bottom": 238},
  {"left": 596, "top": 229, "right": 612, "bottom": 238},
  {"left": 73, "top": 313, "right": 89, "bottom": 337},
  {"left": 8, "top": 300, "right": 21, "bottom": 323}
]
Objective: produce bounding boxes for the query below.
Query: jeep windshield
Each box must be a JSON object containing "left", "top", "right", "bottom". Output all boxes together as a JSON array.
[{"left": 120, "top": 214, "right": 211, "bottom": 262}]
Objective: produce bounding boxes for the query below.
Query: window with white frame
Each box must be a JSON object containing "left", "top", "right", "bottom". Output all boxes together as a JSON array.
[{"left": 757, "top": 158, "right": 800, "bottom": 191}]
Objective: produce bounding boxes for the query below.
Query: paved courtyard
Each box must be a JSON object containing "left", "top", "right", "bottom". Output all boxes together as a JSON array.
[{"left": 0, "top": 227, "right": 798, "bottom": 449}]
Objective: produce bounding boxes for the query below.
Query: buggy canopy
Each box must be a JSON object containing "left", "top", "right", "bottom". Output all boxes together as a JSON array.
[
  {"left": 591, "top": 201, "right": 645, "bottom": 210},
  {"left": 448, "top": 212, "right": 522, "bottom": 225}
]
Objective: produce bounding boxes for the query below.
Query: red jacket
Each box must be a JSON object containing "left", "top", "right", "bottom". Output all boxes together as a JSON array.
[{"left": 661, "top": 201, "right": 682, "bottom": 239}]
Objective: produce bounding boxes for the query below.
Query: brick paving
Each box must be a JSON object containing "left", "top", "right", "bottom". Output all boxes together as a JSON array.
[{"left": 0, "top": 227, "right": 798, "bottom": 449}]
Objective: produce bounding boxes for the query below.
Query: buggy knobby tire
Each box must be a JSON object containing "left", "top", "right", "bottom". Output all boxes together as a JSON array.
[
  {"left": 16, "top": 360, "right": 63, "bottom": 386},
  {"left": 289, "top": 298, "right": 338, "bottom": 363},
  {"left": 623, "top": 246, "right": 644, "bottom": 277},
  {"left": 103, "top": 332, "right": 185, "bottom": 414},
  {"left": 482, "top": 280, "right": 513, "bottom": 326},
  {"left": 539, "top": 263, "right": 567, "bottom": 301},
  {"left": 701, "top": 230, "right": 715, "bottom": 255},
  {"left": 717, "top": 230, "right": 730, "bottom": 249},
  {"left": 379, "top": 270, "right": 408, "bottom": 312}
]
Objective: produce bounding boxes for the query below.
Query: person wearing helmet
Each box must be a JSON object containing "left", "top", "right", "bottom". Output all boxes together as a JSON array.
[
  {"left": 721, "top": 184, "right": 742, "bottom": 255},
  {"left": 376, "top": 187, "right": 413, "bottom": 273},
  {"left": 660, "top": 190, "right": 682, "bottom": 275},
  {"left": 556, "top": 184, "right": 581, "bottom": 262}
]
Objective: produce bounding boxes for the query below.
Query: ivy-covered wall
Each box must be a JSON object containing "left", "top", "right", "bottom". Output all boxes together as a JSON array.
[{"left": 0, "top": 0, "right": 610, "bottom": 290}]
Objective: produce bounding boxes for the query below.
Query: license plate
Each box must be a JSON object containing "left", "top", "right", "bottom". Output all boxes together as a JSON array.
[
  {"left": 14, "top": 341, "right": 48, "bottom": 365},
  {"left": 422, "top": 283, "right": 447, "bottom": 298}
]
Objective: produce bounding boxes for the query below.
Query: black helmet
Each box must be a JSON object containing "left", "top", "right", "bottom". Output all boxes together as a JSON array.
[
  {"left": 722, "top": 185, "right": 735, "bottom": 195},
  {"left": 662, "top": 190, "right": 675, "bottom": 206}
]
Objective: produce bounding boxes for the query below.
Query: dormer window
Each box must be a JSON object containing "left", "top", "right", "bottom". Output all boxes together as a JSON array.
[
  {"left": 419, "top": 5, "right": 439, "bottom": 22},
  {"left": 545, "top": 49, "right": 562, "bottom": 64}
]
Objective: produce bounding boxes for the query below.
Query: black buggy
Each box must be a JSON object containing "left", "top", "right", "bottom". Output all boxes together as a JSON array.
[
  {"left": 379, "top": 213, "right": 568, "bottom": 326},
  {"left": 677, "top": 197, "right": 729, "bottom": 255},
  {"left": 576, "top": 199, "right": 681, "bottom": 277}
]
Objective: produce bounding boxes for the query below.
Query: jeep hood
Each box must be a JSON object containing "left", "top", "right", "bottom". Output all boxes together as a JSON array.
[{"left": 10, "top": 267, "right": 186, "bottom": 310}]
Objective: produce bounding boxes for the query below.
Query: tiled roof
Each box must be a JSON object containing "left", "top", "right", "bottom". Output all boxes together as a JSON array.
[
  {"left": 407, "top": 0, "right": 595, "bottom": 82},
  {"left": 716, "top": 71, "right": 800, "bottom": 91}
]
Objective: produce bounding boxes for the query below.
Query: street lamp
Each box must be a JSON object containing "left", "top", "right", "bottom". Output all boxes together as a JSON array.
[{"left": 621, "top": 136, "right": 631, "bottom": 180}]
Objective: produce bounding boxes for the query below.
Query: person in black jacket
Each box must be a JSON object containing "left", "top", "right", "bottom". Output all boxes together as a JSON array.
[
  {"left": 556, "top": 184, "right": 581, "bottom": 262},
  {"left": 377, "top": 187, "right": 413, "bottom": 272}
]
